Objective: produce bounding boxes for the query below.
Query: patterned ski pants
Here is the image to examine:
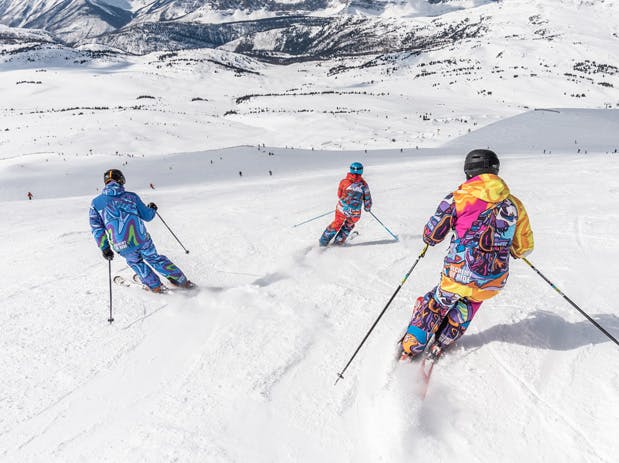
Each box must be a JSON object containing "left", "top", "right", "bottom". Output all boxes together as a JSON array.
[
  {"left": 401, "top": 285, "right": 482, "bottom": 356},
  {"left": 319, "top": 210, "right": 360, "bottom": 245},
  {"left": 120, "top": 238, "right": 187, "bottom": 289}
]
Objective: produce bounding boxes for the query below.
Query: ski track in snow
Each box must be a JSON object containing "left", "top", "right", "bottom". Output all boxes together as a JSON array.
[{"left": 485, "top": 342, "right": 606, "bottom": 463}]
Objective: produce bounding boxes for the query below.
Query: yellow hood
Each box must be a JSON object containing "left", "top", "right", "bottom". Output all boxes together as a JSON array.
[{"left": 456, "top": 174, "right": 510, "bottom": 204}]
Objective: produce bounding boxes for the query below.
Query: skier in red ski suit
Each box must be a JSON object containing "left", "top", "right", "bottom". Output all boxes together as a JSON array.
[{"left": 319, "top": 162, "right": 372, "bottom": 246}]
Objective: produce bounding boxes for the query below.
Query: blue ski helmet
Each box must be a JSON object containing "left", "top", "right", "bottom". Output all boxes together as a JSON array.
[{"left": 349, "top": 162, "right": 363, "bottom": 175}]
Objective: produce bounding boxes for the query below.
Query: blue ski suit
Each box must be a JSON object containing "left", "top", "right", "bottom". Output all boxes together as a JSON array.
[{"left": 89, "top": 181, "right": 188, "bottom": 289}]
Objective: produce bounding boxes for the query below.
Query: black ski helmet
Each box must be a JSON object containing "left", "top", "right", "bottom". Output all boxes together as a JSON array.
[
  {"left": 104, "top": 169, "right": 125, "bottom": 185},
  {"left": 464, "top": 149, "right": 500, "bottom": 179}
]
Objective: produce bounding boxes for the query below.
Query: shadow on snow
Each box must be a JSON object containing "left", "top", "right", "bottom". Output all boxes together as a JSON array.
[{"left": 461, "top": 310, "right": 619, "bottom": 350}]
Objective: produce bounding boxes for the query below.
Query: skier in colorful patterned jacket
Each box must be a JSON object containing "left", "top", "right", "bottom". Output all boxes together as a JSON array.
[
  {"left": 89, "top": 169, "right": 193, "bottom": 292},
  {"left": 319, "top": 162, "right": 372, "bottom": 246},
  {"left": 399, "top": 150, "right": 534, "bottom": 360}
]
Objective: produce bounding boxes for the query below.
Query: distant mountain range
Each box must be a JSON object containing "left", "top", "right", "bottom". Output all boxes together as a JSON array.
[{"left": 0, "top": 0, "right": 497, "bottom": 61}]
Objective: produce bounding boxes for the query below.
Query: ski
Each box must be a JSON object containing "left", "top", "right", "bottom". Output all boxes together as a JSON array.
[
  {"left": 116, "top": 273, "right": 197, "bottom": 292},
  {"left": 113, "top": 275, "right": 136, "bottom": 288},
  {"left": 418, "top": 356, "right": 437, "bottom": 400},
  {"left": 417, "top": 343, "right": 443, "bottom": 399},
  {"left": 395, "top": 334, "right": 441, "bottom": 399},
  {"left": 113, "top": 275, "right": 170, "bottom": 294},
  {"left": 318, "top": 231, "right": 360, "bottom": 249},
  {"left": 333, "top": 231, "right": 360, "bottom": 247}
]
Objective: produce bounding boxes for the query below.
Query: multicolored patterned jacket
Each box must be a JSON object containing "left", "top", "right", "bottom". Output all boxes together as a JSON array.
[
  {"left": 423, "top": 174, "right": 534, "bottom": 301},
  {"left": 89, "top": 182, "right": 155, "bottom": 252},
  {"left": 336, "top": 173, "right": 372, "bottom": 217}
]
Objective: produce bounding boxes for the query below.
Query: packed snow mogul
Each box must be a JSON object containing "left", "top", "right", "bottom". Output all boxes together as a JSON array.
[
  {"left": 89, "top": 169, "right": 193, "bottom": 292},
  {"left": 399, "top": 150, "right": 534, "bottom": 361},
  {"left": 319, "top": 162, "right": 372, "bottom": 246}
]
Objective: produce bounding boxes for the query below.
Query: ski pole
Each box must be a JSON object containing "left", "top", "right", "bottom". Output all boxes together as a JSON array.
[
  {"left": 108, "top": 259, "right": 114, "bottom": 324},
  {"left": 522, "top": 257, "right": 619, "bottom": 347},
  {"left": 156, "top": 211, "right": 190, "bottom": 254},
  {"left": 292, "top": 210, "right": 334, "bottom": 228},
  {"left": 335, "top": 243, "right": 429, "bottom": 385},
  {"left": 369, "top": 211, "right": 398, "bottom": 241}
]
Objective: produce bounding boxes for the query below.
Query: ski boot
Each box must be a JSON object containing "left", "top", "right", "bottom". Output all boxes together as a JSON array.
[
  {"left": 132, "top": 274, "right": 169, "bottom": 293},
  {"left": 425, "top": 342, "right": 443, "bottom": 363},
  {"left": 151, "top": 284, "right": 169, "bottom": 294},
  {"left": 167, "top": 277, "right": 196, "bottom": 289},
  {"left": 397, "top": 345, "right": 418, "bottom": 363},
  {"left": 396, "top": 334, "right": 424, "bottom": 363}
]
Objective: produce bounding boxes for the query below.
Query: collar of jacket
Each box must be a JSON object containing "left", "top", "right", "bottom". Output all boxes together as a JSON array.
[{"left": 103, "top": 181, "right": 126, "bottom": 197}]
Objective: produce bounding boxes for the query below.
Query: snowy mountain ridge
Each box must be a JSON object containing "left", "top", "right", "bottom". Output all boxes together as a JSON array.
[
  {"left": 0, "top": 0, "right": 498, "bottom": 45},
  {"left": 0, "top": 0, "right": 133, "bottom": 43},
  {"left": 1, "top": 0, "right": 616, "bottom": 66}
]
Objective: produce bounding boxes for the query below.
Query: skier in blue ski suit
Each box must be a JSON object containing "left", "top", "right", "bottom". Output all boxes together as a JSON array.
[{"left": 89, "top": 169, "right": 191, "bottom": 292}]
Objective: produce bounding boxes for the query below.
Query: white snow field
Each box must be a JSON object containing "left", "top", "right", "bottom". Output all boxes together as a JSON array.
[{"left": 1, "top": 108, "right": 619, "bottom": 462}]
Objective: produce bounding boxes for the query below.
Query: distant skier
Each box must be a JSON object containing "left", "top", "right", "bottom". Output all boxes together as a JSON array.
[
  {"left": 89, "top": 169, "right": 193, "bottom": 292},
  {"left": 399, "top": 150, "right": 534, "bottom": 361},
  {"left": 27, "top": 192, "right": 33, "bottom": 200},
  {"left": 149, "top": 183, "right": 155, "bottom": 189},
  {"left": 319, "top": 162, "right": 372, "bottom": 246}
]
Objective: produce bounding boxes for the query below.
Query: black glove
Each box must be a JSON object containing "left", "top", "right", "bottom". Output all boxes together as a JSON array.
[
  {"left": 102, "top": 248, "right": 114, "bottom": 261},
  {"left": 364, "top": 207, "right": 371, "bottom": 212},
  {"left": 148, "top": 202, "right": 158, "bottom": 211}
]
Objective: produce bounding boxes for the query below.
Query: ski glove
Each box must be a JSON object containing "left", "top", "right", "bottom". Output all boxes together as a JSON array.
[
  {"left": 102, "top": 248, "right": 114, "bottom": 261},
  {"left": 364, "top": 207, "right": 371, "bottom": 212},
  {"left": 148, "top": 202, "right": 158, "bottom": 211}
]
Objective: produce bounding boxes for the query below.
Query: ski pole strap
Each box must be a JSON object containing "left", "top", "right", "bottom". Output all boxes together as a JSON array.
[
  {"left": 522, "top": 257, "right": 619, "bottom": 347},
  {"left": 369, "top": 210, "right": 398, "bottom": 240}
]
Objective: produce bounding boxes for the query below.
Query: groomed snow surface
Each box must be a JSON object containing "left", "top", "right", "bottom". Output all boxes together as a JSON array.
[{"left": 1, "top": 110, "right": 619, "bottom": 462}]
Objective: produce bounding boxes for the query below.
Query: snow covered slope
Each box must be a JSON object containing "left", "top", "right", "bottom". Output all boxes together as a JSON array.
[{"left": 1, "top": 110, "right": 618, "bottom": 462}]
